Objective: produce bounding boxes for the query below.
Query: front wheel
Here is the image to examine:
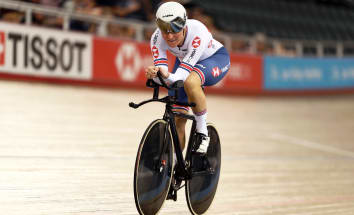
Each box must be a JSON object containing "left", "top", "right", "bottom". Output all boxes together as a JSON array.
[
  {"left": 134, "top": 119, "right": 174, "bottom": 215},
  {"left": 185, "top": 123, "right": 221, "bottom": 215}
]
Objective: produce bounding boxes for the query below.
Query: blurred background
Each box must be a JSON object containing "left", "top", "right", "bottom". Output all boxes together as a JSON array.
[{"left": 1, "top": 0, "right": 354, "bottom": 57}]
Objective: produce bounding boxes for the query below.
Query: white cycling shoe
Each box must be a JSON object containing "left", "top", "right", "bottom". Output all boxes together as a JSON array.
[{"left": 196, "top": 133, "right": 210, "bottom": 155}]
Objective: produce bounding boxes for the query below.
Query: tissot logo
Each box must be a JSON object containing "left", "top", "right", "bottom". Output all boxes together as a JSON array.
[
  {"left": 6, "top": 32, "right": 86, "bottom": 71},
  {"left": 0, "top": 22, "right": 92, "bottom": 80},
  {"left": 0, "top": 31, "right": 5, "bottom": 65}
]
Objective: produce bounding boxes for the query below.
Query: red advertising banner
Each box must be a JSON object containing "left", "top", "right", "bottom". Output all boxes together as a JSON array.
[
  {"left": 93, "top": 37, "right": 147, "bottom": 87},
  {"left": 207, "top": 53, "right": 263, "bottom": 94},
  {"left": 93, "top": 37, "right": 175, "bottom": 88}
]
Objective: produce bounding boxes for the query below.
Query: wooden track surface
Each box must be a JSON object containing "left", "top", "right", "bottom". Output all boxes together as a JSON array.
[{"left": 1, "top": 80, "right": 354, "bottom": 215}]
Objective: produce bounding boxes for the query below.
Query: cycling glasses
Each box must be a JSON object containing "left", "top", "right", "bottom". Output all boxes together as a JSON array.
[{"left": 156, "top": 17, "right": 186, "bottom": 34}]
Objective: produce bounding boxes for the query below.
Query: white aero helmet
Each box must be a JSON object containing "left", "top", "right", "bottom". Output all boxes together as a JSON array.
[{"left": 156, "top": 1, "right": 187, "bottom": 33}]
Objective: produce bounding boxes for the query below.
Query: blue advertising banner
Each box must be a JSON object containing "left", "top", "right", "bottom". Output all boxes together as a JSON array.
[{"left": 264, "top": 56, "right": 354, "bottom": 90}]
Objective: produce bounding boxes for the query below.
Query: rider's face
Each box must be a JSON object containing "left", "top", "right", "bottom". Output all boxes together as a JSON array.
[{"left": 161, "top": 29, "right": 185, "bottom": 48}]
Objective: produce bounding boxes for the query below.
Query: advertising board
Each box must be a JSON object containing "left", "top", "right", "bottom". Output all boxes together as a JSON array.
[
  {"left": 264, "top": 56, "right": 354, "bottom": 90},
  {"left": 0, "top": 22, "right": 92, "bottom": 80}
]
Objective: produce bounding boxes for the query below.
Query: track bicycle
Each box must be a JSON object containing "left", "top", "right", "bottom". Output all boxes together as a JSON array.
[{"left": 129, "top": 73, "right": 221, "bottom": 215}]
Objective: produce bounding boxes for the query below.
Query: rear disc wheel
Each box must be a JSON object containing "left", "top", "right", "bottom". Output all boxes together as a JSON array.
[{"left": 186, "top": 123, "right": 221, "bottom": 215}]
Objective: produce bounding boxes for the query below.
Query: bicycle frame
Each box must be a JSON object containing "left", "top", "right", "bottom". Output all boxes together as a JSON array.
[{"left": 162, "top": 102, "right": 196, "bottom": 181}]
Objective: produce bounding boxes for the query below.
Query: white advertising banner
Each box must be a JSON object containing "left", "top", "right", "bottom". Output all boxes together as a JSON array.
[{"left": 0, "top": 22, "right": 92, "bottom": 80}]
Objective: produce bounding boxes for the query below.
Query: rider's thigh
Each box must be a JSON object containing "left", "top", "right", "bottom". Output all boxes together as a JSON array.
[{"left": 194, "top": 47, "right": 230, "bottom": 87}]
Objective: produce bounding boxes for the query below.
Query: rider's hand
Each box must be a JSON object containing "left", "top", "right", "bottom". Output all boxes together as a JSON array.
[
  {"left": 145, "top": 66, "right": 169, "bottom": 79},
  {"left": 145, "top": 66, "right": 158, "bottom": 79}
]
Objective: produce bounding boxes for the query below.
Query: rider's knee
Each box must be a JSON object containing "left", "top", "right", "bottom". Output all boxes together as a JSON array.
[{"left": 184, "top": 73, "right": 201, "bottom": 92}]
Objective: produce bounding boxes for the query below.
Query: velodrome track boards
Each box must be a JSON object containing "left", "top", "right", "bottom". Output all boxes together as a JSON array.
[{"left": 1, "top": 80, "right": 354, "bottom": 215}]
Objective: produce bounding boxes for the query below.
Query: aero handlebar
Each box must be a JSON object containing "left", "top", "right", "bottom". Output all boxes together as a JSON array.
[{"left": 129, "top": 72, "right": 196, "bottom": 109}]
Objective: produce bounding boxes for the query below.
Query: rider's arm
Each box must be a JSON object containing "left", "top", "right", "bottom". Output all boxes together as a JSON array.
[
  {"left": 164, "top": 67, "right": 189, "bottom": 83},
  {"left": 151, "top": 66, "right": 189, "bottom": 85},
  {"left": 150, "top": 29, "right": 171, "bottom": 84}
]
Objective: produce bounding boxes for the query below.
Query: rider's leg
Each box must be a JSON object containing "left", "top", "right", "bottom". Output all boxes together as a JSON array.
[
  {"left": 174, "top": 111, "right": 188, "bottom": 150},
  {"left": 183, "top": 47, "right": 230, "bottom": 154},
  {"left": 184, "top": 72, "right": 208, "bottom": 136}
]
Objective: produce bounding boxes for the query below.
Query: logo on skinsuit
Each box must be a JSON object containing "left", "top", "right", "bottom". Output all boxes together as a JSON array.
[
  {"left": 152, "top": 45, "right": 159, "bottom": 59},
  {"left": 212, "top": 67, "right": 220, "bottom": 77},
  {"left": 0, "top": 32, "right": 5, "bottom": 65},
  {"left": 192, "top": 36, "right": 201, "bottom": 48}
]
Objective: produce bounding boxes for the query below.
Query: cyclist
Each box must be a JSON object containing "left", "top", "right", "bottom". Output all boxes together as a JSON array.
[{"left": 145, "top": 1, "right": 230, "bottom": 155}]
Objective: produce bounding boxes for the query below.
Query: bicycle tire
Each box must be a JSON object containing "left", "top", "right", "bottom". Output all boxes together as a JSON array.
[
  {"left": 134, "top": 119, "right": 174, "bottom": 215},
  {"left": 185, "top": 123, "right": 221, "bottom": 215}
]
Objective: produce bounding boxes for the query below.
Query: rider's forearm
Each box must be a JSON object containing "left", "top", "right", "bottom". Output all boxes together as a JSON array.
[{"left": 166, "top": 68, "right": 189, "bottom": 83}]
